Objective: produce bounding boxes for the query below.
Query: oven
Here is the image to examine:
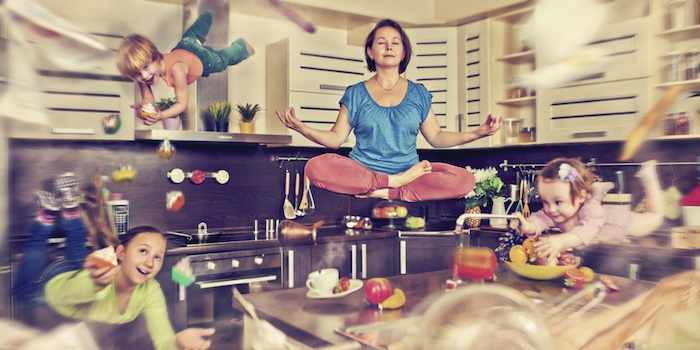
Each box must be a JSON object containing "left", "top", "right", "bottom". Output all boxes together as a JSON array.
[{"left": 164, "top": 224, "right": 282, "bottom": 330}]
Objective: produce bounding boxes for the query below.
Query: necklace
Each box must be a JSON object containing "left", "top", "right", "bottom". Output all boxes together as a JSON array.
[{"left": 375, "top": 76, "right": 401, "bottom": 91}]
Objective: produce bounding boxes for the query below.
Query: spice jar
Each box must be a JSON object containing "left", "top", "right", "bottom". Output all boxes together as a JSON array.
[
  {"left": 687, "top": 50, "right": 700, "bottom": 80},
  {"left": 509, "top": 77, "right": 527, "bottom": 99},
  {"left": 519, "top": 127, "right": 536, "bottom": 143},
  {"left": 666, "top": 52, "right": 681, "bottom": 82},
  {"left": 676, "top": 111, "right": 690, "bottom": 135},
  {"left": 664, "top": 113, "right": 677, "bottom": 135}
]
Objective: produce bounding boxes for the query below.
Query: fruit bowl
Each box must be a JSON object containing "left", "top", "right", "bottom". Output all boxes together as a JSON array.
[
  {"left": 371, "top": 200, "right": 408, "bottom": 229},
  {"left": 504, "top": 261, "right": 579, "bottom": 280}
]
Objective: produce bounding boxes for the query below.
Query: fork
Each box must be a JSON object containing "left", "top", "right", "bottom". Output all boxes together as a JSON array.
[{"left": 521, "top": 179, "right": 531, "bottom": 218}]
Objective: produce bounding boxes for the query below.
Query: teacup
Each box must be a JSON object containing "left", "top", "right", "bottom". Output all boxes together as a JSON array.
[{"left": 306, "top": 268, "right": 339, "bottom": 296}]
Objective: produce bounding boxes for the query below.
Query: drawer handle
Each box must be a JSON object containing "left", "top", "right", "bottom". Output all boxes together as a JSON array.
[
  {"left": 572, "top": 131, "right": 606, "bottom": 138},
  {"left": 319, "top": 84, "right": 346, "bottom": 91},
  {"left": 52, "top": 128, "right": 95, "bottom": 135}
]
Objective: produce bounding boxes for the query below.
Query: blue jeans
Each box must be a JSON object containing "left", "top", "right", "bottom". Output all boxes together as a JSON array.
[
  {"left": 13, "top": 217, "right": 88, "bottom": 306},
  {"left": 173, "top": 11, "right": 250, "bottom": 77}
]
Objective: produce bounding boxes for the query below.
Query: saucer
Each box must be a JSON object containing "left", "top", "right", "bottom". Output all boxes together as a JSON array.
[{"left": 307, "top": 279, "right": 363, "bottom": 299}]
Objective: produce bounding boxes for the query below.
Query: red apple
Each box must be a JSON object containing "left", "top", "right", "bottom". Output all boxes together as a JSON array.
[
  {"left": 453, "top": 247, "right": 497, "bottom": 280},
  {"left": 372, "top": 207, "right": 382, "bottom": 218},
  {"left": 365, "top": 278, "right": 392, "bottom": 305}
]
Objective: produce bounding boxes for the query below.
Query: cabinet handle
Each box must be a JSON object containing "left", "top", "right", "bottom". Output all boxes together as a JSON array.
[
  {"left": 361, "top": 243, "right": 367, "bottom": 280},
  {"left": 351, "top": 245, "right": 357, "bottom": 280},
  {"left": 457, "top": 114, "right": 464, "bottom": 133},
  {"left": 52, "top": 128, "right": 95, "bottom": 135},
  {"left": 195, "top": 275, "right": 277, "bottom": 289},
  {"left": 628, "top": 263, "right": 639, "bottom": 280},
  {"left": 572, "top": 131, "right": 606, "bottom": 138},
  {"left": 179, "top": 284, "right": 186, "bottom": 302},
  {"left": 288, "top": 250, "right": 295, "bottom": 289},
  {"left": 319, "top": 84, "right": 346, "bottom": 91},
  {"left": 400, "top": 240, "right": 407, "bottom": 275}
]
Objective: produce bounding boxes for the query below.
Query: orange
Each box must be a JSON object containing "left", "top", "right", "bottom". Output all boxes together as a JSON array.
[
  {"left": 522, "top": 237, "right": 537, "bottom": 250},
  {"left": 509, "top": 245, "right": 528, "bottom": 265},
  {"left": 579, "top": 266, "right": 595, "bottom": 282}
]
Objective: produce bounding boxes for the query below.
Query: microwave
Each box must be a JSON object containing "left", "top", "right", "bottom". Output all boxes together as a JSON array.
[{"left": 108, "top": 200, "right": 129, "bottom": 235}]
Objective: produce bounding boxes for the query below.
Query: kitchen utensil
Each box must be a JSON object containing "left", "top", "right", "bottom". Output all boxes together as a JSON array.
[
  {"left": 294, "top": 171, "right": 304, "bottom": 217},
  {"left": 521, "top": 179, "right": 531, "bottom": 217},
  {"left": 299, "top": 175, "right": 309, "bottom": 214},
  {"left": 279, "top": 220, "right": 324, "bottom": 246},
  {"left": 195, "top": 221, "right": 221, "bottom": 244},
  {"left": 283, "top": 170, "right": 296, "bottom": 220},
  {"left": 306, "top": 176, "right": 316, "bottom": 215}
]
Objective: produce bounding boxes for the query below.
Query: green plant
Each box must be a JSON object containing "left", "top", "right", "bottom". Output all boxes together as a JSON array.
[
  {"left": 156, "top": 97, "right": 186, "bottom": 122},
  {"left": 463, "top": 166, "right": 506, "bottom": 208},
  {"left": 208, "top": 101, "right": 233, "bottom": 123},
  {"left": 236, "top": 103, "right": 262, "bottom": 122}
]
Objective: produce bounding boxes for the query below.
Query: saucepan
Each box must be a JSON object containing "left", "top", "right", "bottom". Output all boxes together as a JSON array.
[{"left": 279, "top": 220, "right": 324, "bottom": 246}]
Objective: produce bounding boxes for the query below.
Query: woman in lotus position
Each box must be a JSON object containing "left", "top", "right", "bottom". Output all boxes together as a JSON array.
[{"left": 276, "top": 19, "right": 502, "bottom": 202}]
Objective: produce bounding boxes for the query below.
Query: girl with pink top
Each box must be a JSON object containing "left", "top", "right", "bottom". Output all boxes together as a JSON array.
[{"left": 510, "top": 157, "right": 663, "bottom": 264}]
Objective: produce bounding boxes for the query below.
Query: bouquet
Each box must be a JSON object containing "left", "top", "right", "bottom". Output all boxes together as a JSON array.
[{"left": 464, "top": 166, "right": 506, "bottom": 208}]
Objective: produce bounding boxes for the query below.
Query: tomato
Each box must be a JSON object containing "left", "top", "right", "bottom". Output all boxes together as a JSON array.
[
  {"left": 453, "top": 247, "right": 497, "bottom": 280},
  {"left": 365, "top": 278, "right": 392, "bottom": 304}
]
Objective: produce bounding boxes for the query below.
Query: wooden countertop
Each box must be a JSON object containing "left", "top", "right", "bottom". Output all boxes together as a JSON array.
[{"left": 237, "top": 265, "right": 656, "bottom": 349}]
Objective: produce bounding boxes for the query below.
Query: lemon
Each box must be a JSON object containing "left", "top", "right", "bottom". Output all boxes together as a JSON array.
[
  {"left": 509, "top": 245, "right": 528, "bottom": 265},
  {"left": 380, "top": 289, "right": 406, "bottom": 310},
  {"left": 579, "top": 266, "right": 595, "bottom": 282}
]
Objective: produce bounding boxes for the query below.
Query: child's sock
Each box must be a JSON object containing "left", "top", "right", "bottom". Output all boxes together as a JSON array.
[
  {"left": 592, "top": 181, "right": 615, "bottom": 201},
  {"left": 62, "top": 207, "right": 81, "bottom": 220},
  {"left": 35, "top": 209, "right": 58, "bottom": 225},
  {"left": 35, "top": 190, "right": 60, "bottom": 225},
  {"left": 635, "top": 160, "right": 659, "bottom": 183}
]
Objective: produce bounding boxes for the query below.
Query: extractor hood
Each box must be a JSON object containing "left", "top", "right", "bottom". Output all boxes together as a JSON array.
[{"left": 135, "top": 129, "right": 291, "bottom": 144}]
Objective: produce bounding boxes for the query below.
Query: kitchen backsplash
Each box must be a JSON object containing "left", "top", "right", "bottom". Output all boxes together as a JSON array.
[{"left": 9, "top": 138, "right": 699, "bottom": 241}]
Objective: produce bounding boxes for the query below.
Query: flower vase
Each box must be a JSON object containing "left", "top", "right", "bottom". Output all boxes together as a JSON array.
[
  {"left": 162, "top": 118, "right": 181, "bottom": 130},
  {"left": 215, "top": 121, "right": 229, "bottom": 132},
  {"left": 489, "top": 197, "right": 513, "bottom": 228},
  {"left": 239, "top": 121, "right": 254, "bottom": 134},
  {"left": 463, "top": 205, "right": 481, "bottom": 228}
]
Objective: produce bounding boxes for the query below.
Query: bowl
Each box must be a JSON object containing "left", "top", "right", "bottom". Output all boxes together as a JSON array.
[{"left": 504, "top": 261, "right": 579, "bottom": 280}]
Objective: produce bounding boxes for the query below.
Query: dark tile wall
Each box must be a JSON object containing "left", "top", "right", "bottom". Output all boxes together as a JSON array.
[{"left": 9, "top": 138, "right": 700, "bottom": 241}]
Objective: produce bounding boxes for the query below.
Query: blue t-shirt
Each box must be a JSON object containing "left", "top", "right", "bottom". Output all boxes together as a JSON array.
[{"left": 341, "top": 80, "right": 432, "bottom": 174}]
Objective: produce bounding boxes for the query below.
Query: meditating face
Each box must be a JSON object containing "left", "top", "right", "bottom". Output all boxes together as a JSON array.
[
  {"left": 367, "top": 26, "right": 405, "bottom": 69},
  {"left": 116, "top": 232, "right": 166, "bottom": 286},
  {"left": 537, "top": 178, "right": 586, "bottom": 225}
]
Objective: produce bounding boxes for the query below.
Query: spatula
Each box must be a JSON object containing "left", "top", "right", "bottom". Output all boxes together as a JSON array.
[{"left": 283, "top": 170, "right": 296, "bottom": 219}]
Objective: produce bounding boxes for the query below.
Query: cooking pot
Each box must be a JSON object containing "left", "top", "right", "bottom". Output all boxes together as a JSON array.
[{"left": 279, "top": 220, "right": 324, "bottom": 246}]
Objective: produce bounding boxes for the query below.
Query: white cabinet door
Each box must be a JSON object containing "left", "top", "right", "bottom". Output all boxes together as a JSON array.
[
  {"left": 405, "top": 27, "right": 459, "bottom": 149},
  {"left": 457, "top": 19, "right": 491, "bottom": 149},
  {"left": 537, "top": 78, "right": 651, "bottom": 143},
  {"left": 287, "top": 91, "right": 355, "bottom": 147}
]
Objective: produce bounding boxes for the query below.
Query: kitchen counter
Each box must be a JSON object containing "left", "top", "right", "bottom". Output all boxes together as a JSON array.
[{"left": 237, "top": 265, "right": 656, "bottom": 349}]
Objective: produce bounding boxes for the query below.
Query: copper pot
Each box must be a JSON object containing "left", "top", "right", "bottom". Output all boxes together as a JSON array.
[{"left": 279, "top": 220, "right": 324, "bottom": 246}]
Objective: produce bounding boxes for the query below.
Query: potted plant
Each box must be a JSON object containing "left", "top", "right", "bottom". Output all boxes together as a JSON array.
[
  {"left": 156, "top": 97, "right": 186, "bottom": 130},
  {"left": 208, "top": 101, "right": 233, "bottom": 132},
  {"left": 463, "top": 166, "right": 506, "bottom": 227},
  {"left": 236, "top": 103, "right": 261, "bottom": 134}
]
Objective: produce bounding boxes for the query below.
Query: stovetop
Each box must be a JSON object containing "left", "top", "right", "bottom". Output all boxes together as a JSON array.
[{"left": 167, "top": 227, "right": 277, "bottom": 246}]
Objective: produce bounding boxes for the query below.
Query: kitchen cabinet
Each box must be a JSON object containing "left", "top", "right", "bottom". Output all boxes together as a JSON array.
[
  {"left": 265, "top": 38, "right": 368, "bottom": 147},
  {"left": 313, "top": 237, "right": 398, "bottom": 280},
  {"left": 399, "top": 236, "right": 456, "bottom": 274},
  {"left": 281, "top": 245, "right": 313, "bottom": 289}
]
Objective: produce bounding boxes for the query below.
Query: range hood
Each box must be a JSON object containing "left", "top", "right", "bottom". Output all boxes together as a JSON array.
[
  {"left": 133, "top": 0, "right": 291, "bottom": 146},
  {"left": 135, "top": 129, "right": 291, "bottom": 144}
]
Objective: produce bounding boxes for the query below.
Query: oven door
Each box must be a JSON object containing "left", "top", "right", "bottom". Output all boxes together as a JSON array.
[{"left": 182, "top": 248, "right": 282, "bottom": 327}]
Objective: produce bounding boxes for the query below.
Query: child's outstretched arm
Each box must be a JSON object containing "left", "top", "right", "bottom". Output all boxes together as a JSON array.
[{"left": 534, "top": 233, "right": 583, "bottom": 264}]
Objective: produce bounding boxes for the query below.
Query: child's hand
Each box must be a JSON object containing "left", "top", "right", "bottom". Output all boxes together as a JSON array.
[
  {"left": 130, "top": 104, "right": 161, "bottom": 126},
  {"left": 509, "top": 212, "right": 534, "bottom": 234},
  {"left": 84, "top": 258, "right": 120, "bottom": 290},
  {"left": 176, "top": 328, "right": 215, "bottom": 350},
  {"left": 534, "top": 235, "right": 565, "bottom": 263}
]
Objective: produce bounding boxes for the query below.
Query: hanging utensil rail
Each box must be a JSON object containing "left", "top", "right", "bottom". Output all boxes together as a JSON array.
[{"left": 500, "top": 158, "right": 700, "bottom": 171}]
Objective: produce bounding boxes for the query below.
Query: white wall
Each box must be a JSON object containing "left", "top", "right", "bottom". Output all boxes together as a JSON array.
[{"left": 228, "top": 12, "right": 348, "bottom": 132}]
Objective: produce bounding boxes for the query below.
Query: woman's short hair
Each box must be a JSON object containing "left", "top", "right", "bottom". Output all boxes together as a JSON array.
[
  {"left": 364, "top": 19, "right": 413, "bottom": 74},
  {"left": 116, "top": 34, "right": 163, "bottom": 79}
]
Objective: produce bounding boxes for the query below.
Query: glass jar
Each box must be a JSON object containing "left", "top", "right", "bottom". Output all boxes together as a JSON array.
[
  {"left": 670, "top": 0, "right": 686, "bottom": 29},
  {"left": 664, "top": 113, "right": 677, "bottom": 135},
  {"left": 519, "top": 127, "right": 536, "bottom": 143},
  {"left": 666, "top": 52, "right": 681, "bottom": 82},
  {"left": 687, "top": 50, "right": 700, "bottom": 80},
  {"left": 676, "top": 111, "right": 690, "bottom": 135},
  {"left": 509, "top": 77, "right": 527, "bottom": 99}
]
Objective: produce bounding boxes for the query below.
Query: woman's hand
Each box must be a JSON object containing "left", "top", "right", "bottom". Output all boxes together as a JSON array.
[
  {"left": 509, "top": 212, "right": 534, "bottom": 234},
  {"left": 176, "top": 328, "right": 216, "bottom": 350},
  {"left": 474, "top": 114, "right": 503, "bottom": 138},
  {"left": 275, "top": 107, "right": 304, "bottom": 132},
  {"left": 83, "top": 258, "right": 119, "bottom": 291}
]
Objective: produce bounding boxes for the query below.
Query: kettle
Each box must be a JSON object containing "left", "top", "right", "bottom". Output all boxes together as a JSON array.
[{"left": 279, "top": 220, "right": 324, "bottom": 246}]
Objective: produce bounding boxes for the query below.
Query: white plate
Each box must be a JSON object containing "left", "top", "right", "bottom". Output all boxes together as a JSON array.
[{"left": 307, "top": 279, "right": 363, "bottom": 299}]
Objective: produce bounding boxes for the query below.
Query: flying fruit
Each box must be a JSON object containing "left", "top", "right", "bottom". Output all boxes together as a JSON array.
[
  {"left": 365, "top": 278, "right": 392, "bottom": 305},
  {"left": 379, "top": 289, "right": 406, "bottom": 310},
  {"left": 564, "top": 268, "right": 585, "bottom": 289},
  {"left": 453, "top": 247, "right": 498, "bottom": 280},
  {"left": 579, "top": 266, "right": 595, "bottom": 282},
  {"left": 508, "top": 245, "right": 528, "bottom": 265}
]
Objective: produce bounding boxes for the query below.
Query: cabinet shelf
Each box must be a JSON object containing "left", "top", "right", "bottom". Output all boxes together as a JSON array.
[
  {"left": 655, "top": 79, "right": 700, "bottom": 91},
  {"left": 497, "top": 50, "right": 535, "bottom": 64},
  {"left": 658, "top": 24, "right": 700, "bottom": 41},
  {"left": 495, "top": 96, "right": 536, "bottom": 107}
]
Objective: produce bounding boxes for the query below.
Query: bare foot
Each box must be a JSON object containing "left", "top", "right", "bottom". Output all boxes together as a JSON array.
[
  {"left": 388, "top": 161, "right": 431, "bottom": 188},
  {"left": 363, "top": 189, "right": 389, "bottom": 199}
]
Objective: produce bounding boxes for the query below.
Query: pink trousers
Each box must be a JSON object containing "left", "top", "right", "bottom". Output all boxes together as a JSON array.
[{"left": 304, "top": 154, "right": 475, "bottom": 202}]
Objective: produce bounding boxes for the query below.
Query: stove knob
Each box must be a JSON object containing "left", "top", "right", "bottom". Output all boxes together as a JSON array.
[
  {"left": 254, "top": 256, "right": 263, "bottom": 265},
  {"left": 207, "top": 261, "right": 216, "bottom": 271},
  {"left": 231, "top": 259, "right": 240, "bottom": 268}
]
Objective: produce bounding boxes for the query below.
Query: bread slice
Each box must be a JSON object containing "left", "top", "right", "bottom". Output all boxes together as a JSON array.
[{"left": 87, "top": 246, "right": 117, "bottom": 269}]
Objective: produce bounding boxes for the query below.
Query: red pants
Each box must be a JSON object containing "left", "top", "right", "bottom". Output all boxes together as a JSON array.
[{"left": 304, "top": 154, "right": 475, "bottom": 202}]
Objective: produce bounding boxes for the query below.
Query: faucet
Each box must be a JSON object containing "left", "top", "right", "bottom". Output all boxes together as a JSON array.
[{"left": 454, "top": 213, "right": 518, "bottom": 235}]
